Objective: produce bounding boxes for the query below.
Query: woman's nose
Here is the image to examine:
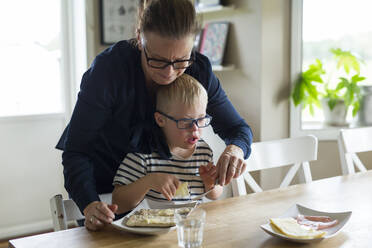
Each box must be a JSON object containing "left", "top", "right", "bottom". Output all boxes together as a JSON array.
[{"left": 163, "top": 64, "right": 175, "bottom": 75}]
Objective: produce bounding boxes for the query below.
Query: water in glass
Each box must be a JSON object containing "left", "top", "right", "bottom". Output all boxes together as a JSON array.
[{"left": 175, "top": 208, "right": 206, "bottom": 248}]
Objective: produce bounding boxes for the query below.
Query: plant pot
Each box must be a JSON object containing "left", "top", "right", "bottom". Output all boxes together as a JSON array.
[
  {"left": 321, "top": 98, "right": 348, "bottom": 126},
  {"left": 356, "top": 85, "right": 372, "bottom": 126}
]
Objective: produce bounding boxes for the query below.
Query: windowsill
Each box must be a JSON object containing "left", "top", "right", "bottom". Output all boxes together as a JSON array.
[
  {"left": 0, "top": 113, "right": 65, "bottom": 123},
  {"left": 294, "top": 121, "right": 372, "bottom": 141}
]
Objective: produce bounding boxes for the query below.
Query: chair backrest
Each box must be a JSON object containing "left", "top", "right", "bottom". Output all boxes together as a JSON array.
[
  {"left": 232, "top": 135, "right": 318, "bottom": 196},
  {"left": 337, "top": 127, "right": 372, "bottom": 175},
  {"left": 50, "top": 193, "right": 112, "bottom": 231}
]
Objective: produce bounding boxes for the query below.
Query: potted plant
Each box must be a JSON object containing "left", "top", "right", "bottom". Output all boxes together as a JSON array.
[{"left": 291, "top": 48, "right": 366, "bottom": 126}]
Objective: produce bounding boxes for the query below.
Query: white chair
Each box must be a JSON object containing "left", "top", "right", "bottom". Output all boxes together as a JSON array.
[
  {"left": 50, "top": 193, "right": 112, "bottom": 231},
  {"left": 337, "top": 127, "right": 372, "bottom": 175},
  {"left": 232, "top": 135, "right": 318, "bottom": 196}
]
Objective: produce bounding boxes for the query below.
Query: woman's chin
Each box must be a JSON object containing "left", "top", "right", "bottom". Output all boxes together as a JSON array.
[{"left": 153, "top": 76, "right": 175, "bottom": 85}]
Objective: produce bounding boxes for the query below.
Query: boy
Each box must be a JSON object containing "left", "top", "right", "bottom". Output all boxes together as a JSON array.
[{"left": 112, "top": 74, "right": 223, "bottom": 214}]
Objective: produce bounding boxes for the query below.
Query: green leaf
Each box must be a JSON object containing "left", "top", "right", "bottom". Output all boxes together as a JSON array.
[
  {"left": 327, "top": 99, "right": 337, "bottom": 110},
  {"left": 344, "top": 87, "right": 354, "bottom": 106},
  {"left": 351, "top": 74, "right": 366, "bottom": 83},
  {"left": 291, "top": 59, "right": 325, "bottom": 111},
  {"left": 291, "top": 77, "right": 305, "bottom": 106},
  {"left": 330, "top": 48, "right": 362, "bottom": 74},
  {"left": 336, "top": 81, "right": 346, "bottom": 91},
  {"left": 352, "top": 101, "right": 360, "bottom": 117},
  {"left": 304, "top": 80, "right": 319, "bottom": 100}
]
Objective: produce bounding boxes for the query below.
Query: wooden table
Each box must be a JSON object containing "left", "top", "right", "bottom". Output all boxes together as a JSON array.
[{"left": 9, "top": 171, "right": 372, "bottom": 248}]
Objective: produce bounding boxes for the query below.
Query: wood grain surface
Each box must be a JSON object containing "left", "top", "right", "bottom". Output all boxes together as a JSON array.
[{"left": 9, "top": 171, "right": 372, "bottom": 248}]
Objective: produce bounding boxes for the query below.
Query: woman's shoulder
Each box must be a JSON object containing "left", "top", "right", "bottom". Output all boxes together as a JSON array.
[
  {"left": 187, "top": 52, "right": 212, "bottom": 74},
  {"left": 83, "top": 39, "right": 141, "bottom": 87},
  {"left": 96, "top": 39, "right": 140, "bottom": 64}
]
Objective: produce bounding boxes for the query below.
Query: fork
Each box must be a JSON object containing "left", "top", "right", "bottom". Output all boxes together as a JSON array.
[
  {"left": 189, "top": 178, "right": 220, "bottom": 201},
  {"left": 190, "top": 187, "right": 215, "bottom": 201}
]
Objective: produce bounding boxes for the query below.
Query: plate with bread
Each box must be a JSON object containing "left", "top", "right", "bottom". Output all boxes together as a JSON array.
[
  {"left": 260, "top": 204, "right": 352, "bottom": 243},
  {"left": 111, "top": 201, "right": 198, "bottom": 235},
  {"left": 112, "top": 182, "right": 198, "bottom": 235}
]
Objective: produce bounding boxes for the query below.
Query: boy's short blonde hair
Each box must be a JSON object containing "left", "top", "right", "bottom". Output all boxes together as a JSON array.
[{"left": 156, "top": 74, "right": 208, "bottom": 112}]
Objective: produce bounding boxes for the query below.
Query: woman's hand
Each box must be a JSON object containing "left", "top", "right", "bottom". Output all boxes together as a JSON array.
[
  {"left": 199, "top": 162, "right": 217, "bottom": 190},
  {"left": 148, "top": 173, "right": 180, "bottom": 201},
  {"left": 83, "top": 201, "right": 118, "bottom": 231},
  {"left": 216, "top": 144, "right": 247, "bottom": 186}
]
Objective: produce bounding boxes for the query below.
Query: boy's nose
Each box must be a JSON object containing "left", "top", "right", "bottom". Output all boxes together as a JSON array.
[{"left": 191, "top": 122, "right": 199, "bottom": 131}]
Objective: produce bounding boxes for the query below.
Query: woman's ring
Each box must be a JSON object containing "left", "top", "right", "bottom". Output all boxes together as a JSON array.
[{"left": 90, "top": 216, "right": 95, "bottom": 223}]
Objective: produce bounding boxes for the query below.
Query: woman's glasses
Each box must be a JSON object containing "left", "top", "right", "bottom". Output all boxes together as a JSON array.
[
  {"left": 144, "top": 47, "right": 195, "bottom": 69},
  {"left": 157, "top": 110, "right": 212, "bottom": 129}
]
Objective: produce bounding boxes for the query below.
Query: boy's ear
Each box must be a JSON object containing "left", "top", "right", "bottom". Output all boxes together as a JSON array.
[{"left": 154, "top": 112, "right": 165, "bottom": 127}]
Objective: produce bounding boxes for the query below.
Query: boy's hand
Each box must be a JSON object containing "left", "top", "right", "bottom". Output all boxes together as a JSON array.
[
  {"left": 148, "top": 173, "right": 180, "bottom": 201},
  {"left": 199, "top": 162, "right": 217, "bottom": 190}
]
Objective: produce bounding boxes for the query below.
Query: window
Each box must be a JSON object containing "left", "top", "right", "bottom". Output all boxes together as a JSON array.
[
  {"left": 0, "top": 1, "right": 64, "bottom": 117},
  {"left": 290, "top": 0, "right": 372, "bottom": 140}
]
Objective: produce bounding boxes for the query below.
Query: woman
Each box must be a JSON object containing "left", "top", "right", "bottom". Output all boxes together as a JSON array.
[{"left": 56, "top": 0, "right": 252, "bottom": 231}]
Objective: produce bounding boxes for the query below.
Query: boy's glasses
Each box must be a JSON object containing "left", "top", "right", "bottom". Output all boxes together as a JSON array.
[
  {"left": 144, "top": 46, "right": 195, "bottom": 69},
  {"left": 157, "top": 110, "right": 212, "bottom": 129}
]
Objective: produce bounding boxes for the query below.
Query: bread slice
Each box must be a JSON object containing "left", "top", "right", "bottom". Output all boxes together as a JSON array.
[
  {"left": 175, "top": 182, "right": 190, "bottom": 197},
  {"left": 125, "top": 214, "right": 175, "bottom": 227},
  {"left": 270, "top": 218, "right": 326, "bottom": 239},
  {"left": 134, "top": 207, "right": 192, "bottom": 216}
]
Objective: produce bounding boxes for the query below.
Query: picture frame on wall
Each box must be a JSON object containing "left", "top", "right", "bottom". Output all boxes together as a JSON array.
[
  {"left": 100, "top": 0, "right": 138, "bottom": 45},
  {"left": 198, "top": 21, "right": 230, "bottom": 65}
]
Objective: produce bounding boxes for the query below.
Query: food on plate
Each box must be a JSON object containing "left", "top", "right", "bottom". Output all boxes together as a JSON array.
[
  {"left": 175, "top": 182, "right": 190, "bottom": 197},
  {"left": 126, "top": 215, "right": 175, "bottom": 227},
  {"left": 134, "top": 207, "right": 192, "bottom": 216},
  {"left": 124, "top": 207, "right": 192, "bottom": 227},
  {"left": 270, "top": 217, "right": 327, "bottom": 239},
  {"left": 296, "top": 214, "right": 339, "bottom": 230}
]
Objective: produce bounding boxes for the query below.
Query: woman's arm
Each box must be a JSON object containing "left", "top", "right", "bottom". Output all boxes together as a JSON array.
[
  {"left": 189, "top": 53, "right": 253, "bottom": 159},
  {"left": 188, "top": 53, "right": 253, "bottom": 186},
  {"left": 57, "top": 54, "right": 118, "bottom": 212}
]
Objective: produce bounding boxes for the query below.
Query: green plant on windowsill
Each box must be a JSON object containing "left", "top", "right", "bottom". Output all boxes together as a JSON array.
[{"left": 291, "top": 48, "right": 366, "bottom": 125}]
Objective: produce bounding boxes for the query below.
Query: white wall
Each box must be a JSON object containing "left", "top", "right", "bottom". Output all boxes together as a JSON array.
[{"left": 0, "top": 116, "right": 66, "bottom": 239}]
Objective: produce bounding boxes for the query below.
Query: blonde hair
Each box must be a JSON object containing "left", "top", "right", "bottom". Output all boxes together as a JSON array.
[{"left": 156, "top": 74, "right": 208, "bottom": 112}]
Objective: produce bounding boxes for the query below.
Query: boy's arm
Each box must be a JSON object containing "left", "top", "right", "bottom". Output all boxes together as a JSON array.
[
  {"left": 200, "top": 167, "right": 223, "bottom": 200},
  {"left": 112, "top": 153, "right": 150, "bottom": 214},
  {"left": 112, "top": 153, "right": 181, "bottom": 213},
  {"left": 113, "top": 173, "right": 181, "bottom": 213},
  {"left": 112, "top": 176, "right": 153, "bottom": 214},
  {"left": 206, "top": 185, "right": 223, "bottom": 200},
  {"left": 200, "top": 155, "right": 223, "bottom": 200}
]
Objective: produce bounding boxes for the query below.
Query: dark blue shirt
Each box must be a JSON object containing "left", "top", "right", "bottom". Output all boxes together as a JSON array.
[{"left": 56, "top": 40, "right": 252, "bottom": 212}]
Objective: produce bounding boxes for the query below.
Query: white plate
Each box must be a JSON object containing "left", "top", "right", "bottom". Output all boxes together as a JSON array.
[
  {"left": 260, "top": 204, "right": 352, "bottom": 243},
  {"left": 112, "top": 201, "right": 198, "bottom": 235}
]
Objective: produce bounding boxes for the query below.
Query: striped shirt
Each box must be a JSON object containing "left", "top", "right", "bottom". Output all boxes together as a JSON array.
[{"left": 113, "top": 139, "right": 213, "bottom": 202}]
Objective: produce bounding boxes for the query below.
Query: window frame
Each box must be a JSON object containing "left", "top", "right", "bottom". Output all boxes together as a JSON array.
[
  {"left": 0, "top": 0, "right": 86, "bottom": 123},
  {"left": 290, "top": 0, "right": 344, "bottom": 141}
]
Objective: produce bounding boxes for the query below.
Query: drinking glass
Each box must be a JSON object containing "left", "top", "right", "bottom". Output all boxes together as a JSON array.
[{"left": 174, "top": 208, "right": 206, "bottom": 248}]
